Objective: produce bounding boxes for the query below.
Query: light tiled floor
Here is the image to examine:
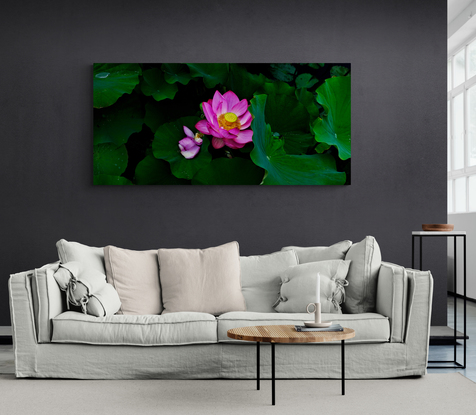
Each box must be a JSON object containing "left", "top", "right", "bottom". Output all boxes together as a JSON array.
[{"left": 1, "top": 298, "right": 474, "bottom": 379}]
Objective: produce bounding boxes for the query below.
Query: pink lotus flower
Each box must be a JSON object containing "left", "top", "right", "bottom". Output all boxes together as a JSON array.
[
  {"left": 178, "top": 126, "right": 203, "bottom": 159},
  {"left": 195, "top": 90, "right": 253, "bottom": 149}
]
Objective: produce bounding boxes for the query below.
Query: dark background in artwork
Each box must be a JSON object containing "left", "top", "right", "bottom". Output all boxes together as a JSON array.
[{"left": 0, "top": 0, "right": 446, "bottom": 327}]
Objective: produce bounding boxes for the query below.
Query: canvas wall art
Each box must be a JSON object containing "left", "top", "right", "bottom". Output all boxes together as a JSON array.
[{"left": 93, "top": 63, "right": 350, "bottom": 185}]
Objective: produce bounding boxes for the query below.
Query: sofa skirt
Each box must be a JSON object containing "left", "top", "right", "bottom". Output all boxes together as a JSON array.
[{"left": 14, "top": 341, "right": 426, "bottom": 380}]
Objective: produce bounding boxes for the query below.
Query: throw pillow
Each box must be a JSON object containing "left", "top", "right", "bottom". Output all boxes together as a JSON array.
[
  {"left": 281, "top": 240, "right": 352, "bottom": 264},
  {"left": 273, "top": 260, "right": 351, "bottom": 314},
  {"left": 158, "top": 242, "right": 246, "bottom": 315},
  {"left": 56, "top": 239, "right": 105, "bottom": 274},
  {"left": 240, "top": 250, "right": 299, "bottom": 313},
  {"left": 53, "top": 261, "right": 121, "bottom": 317},
  {"left": 104, "top": 246, "right": 162, "bottom": 315},
  {"left": 343, "top": 236, "right": 382, "bottom": 313}
]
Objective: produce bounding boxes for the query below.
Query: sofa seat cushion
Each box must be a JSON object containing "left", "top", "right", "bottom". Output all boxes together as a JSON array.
[
  {"left": 217, "top": 312, "right": 389, "bottom": 344},
  {"left": 51, "top": 311, "right": 217, "bottom": 346}
]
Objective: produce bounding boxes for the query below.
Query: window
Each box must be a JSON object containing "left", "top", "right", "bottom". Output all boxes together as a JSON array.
[{"left": 448, "top": 38, "right": 476, "bottom": 213}]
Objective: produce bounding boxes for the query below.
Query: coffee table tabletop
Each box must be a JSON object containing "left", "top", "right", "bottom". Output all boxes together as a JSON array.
[
  {"left": 227, "top": 324, "right": 355, "bottom": 343},
  {"left": 227, "top": 324, "right": 355, "bottom": 406}
]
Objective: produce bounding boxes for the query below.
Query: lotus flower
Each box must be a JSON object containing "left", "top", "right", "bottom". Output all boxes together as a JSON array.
[
  {"left": 195, "top": 90, "right": 253, "bottom": 149},
  {"left": 178, "top": 126, "right": 203, "bottom": 159}
]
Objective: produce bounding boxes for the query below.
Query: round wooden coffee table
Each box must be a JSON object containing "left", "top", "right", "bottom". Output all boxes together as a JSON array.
[{"left": 227, "top": 325, "right": 355, "bottom": 405}]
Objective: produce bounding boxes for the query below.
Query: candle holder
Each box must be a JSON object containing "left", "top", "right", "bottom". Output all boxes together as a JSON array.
[{"left": 305, "top": 302, "right": 332, "bottom": 328}]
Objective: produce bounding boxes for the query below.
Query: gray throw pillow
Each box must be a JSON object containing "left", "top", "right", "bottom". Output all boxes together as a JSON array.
[
  {"left": 281, "top": 240, "right": 352, "bottom": 264},
  {"left": 274, "top": 260, "right": 351, "bottom": 314},
  {"left": 343, "top": 236, "right": 382, "bottom": 314},
  {"left": 240, "top": 250, "right": 299, "bottom": 313}
]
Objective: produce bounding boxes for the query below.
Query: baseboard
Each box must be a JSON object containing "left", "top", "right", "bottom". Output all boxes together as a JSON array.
[{"left": 0, "top": 326, "right": 12, "bottom": 345}]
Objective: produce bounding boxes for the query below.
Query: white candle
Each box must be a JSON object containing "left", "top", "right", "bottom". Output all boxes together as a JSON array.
[{"left": 316, "top": 272, "right": 320, "bottom": 303}]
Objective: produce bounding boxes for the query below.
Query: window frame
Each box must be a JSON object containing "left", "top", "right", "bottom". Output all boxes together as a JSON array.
[{"left": 448, "top": 39, "right": 476, "bottom": 213}]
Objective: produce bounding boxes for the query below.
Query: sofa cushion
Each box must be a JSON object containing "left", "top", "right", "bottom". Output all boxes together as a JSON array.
[
  {"left": 274, "top": 260, "right": 351, "bottom": 314},
  {"left": 51, "top": 311, "right": 218, "bottom": 346},
  {"left": 240, "top": 250, "right": 299, "bottom": 313},
  {"left": 56, "top": 239, "right": 105, "bottom": 274},
  {"left": 104, "top": 246, "right": 162, "bottom": 315},
  {"left": 217, "top": 311, "right": 389, "bottom": 343},
  {"left": 281, "top": 240, "right": 352, "bottom": 264},
  {"left": 343, "top": 236, "right": 382, "bottom": 314},
  {"left": 158, "top": 242, "right": 246, "bottom": 315}
]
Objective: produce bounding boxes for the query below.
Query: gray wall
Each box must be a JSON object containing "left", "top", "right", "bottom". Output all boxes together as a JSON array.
[{"left": 0, "top": 0, "right": 447, "bottom": 327}]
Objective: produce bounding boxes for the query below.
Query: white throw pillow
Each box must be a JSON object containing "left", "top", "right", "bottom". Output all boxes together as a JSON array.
[
  {"left": 274, "top": 260, "right": 351, "bottom": 314},
  {"left": 56, "top": 239, "right": 105, "bottom": 274},
  {"left": 281, "top": 240, "right": 352, "bottom": 264},
  {"left": 53, "top": 261, "right": 121, "bottom": 317}
]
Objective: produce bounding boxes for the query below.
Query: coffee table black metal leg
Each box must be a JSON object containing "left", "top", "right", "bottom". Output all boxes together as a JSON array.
[
  {"left": 342, "top": 340, "right": 345, "bottom": 395},
  {"left": 257, "top": 341, "right": 260, "bottom": 390},
  {"left": 271, "top": 342, "right": 275, "bottom": 405}
]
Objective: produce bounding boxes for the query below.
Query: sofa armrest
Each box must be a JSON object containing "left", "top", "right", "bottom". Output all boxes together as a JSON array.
[
  {"left": 9, "top": 262, "right": 64, "bottom": 345},
  {"left": 376, "top": 261, "right": 433, "bottom": 347},
  {"left": 376, "top": 262, "right": 408, "bottom": 342}
]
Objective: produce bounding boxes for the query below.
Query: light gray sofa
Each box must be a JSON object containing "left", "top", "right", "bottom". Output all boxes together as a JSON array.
[{"left": 8, "top": 259, "right": 433, "bottom": 380}]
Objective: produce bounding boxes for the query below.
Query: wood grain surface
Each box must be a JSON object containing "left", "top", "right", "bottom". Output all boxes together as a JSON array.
[{"left": 227, "top": 325, "right": 355, "bottom": 343}]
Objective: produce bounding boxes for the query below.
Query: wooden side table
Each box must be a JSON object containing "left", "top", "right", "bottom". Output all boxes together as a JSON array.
[
  {"left": 412, "top": 230, "right": 467, "bottom": 369},
  {"left": 227, "top": 325, "right": 355, "bottom": 406}
]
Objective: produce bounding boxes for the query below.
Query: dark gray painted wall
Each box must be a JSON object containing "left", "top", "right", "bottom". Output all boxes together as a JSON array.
[{"left": 0, "top": 0, "right": 447, "bottom": 326}]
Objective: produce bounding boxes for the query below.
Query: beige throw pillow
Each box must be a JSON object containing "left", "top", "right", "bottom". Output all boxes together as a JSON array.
[
  {"left": 158, "top": 242, "right": 245, "bottom": 315},
  {"left": 104, "top": 246, "right": 162, "bottom": 315}
]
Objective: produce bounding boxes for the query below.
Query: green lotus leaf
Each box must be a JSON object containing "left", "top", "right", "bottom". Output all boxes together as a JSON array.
[
  {"left": 259, "top": 84, "right": 309, "bottom": 134},
  {"left": 186, "top": 63, "right": 229, "bottom": 88},
  {"left": 295, "top": 88, "right": 321, "bottom": 118},
  {"left": 295, "top": 73, "right": 318, "bottom": 89},
  {"left": 144, "top": 101, "right": 167, "bottom": 133},
  {"left": 135, "top": 153, "right": 190, "bottom": 185},
  {"left": 192, "top": 157, "right": 264, "bottom": 185},
  {"left": 308, "top": 63, "right": 325, "bottom": 69},
  {"left": 316, "top": 142, "right": 331, "bottom": 153},
  {"left": 93, "top": 63, "right": 141, "bottom": 109},
  {"left": 250, "top": 94, "right": 346, "bottom": 185},
  {"left": 93, "top": 144, "right": 128, "bottom": 176},
  {"left": 270, "top": 64, "right": 296, "bottom": 82},
  {"left": 258, "top": 81, "right": 295, "bottom": 96},
  {"left": 226, "top": 64, "right": 266, "bottom": 101},
  {"left": 281, "top": 132, "right": 316, "bottom": 155},
  {"left": 330, "top": 66, "right": 350, "bottom": 77},
  {"left": 152, "top": 116, "right": 211, "bottom": 180},
  {"left": 141, "top": 68, "right": 178, "bottom": 101},
  {"left": 93, "top": 175, "right": 132, "bottom": 185},
  {"left": 161, "top": 63, "right": 192, "bottom": 85},
  {"left": 312, "top": 76, "right": 351, "bottom": 160},
  {"left": 93, "top": 95, "right": 144, "bottom": 146}
]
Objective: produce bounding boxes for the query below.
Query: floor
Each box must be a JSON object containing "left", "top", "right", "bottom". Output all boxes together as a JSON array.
[
  {"left": 1, "top": 297, "right": 475, "bottom": 379},
  {"left": 427, "top": 296, "right": 476, "bottom": 381}
]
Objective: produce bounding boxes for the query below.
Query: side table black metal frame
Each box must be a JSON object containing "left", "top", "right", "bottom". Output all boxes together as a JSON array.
[{"left": 411, "top": 231, "right": 466, "bottom": 369}]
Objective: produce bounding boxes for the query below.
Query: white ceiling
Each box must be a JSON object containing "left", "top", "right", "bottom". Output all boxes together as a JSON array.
[{"left": 448, "top": 0, "right": 474, "bottom": 23}]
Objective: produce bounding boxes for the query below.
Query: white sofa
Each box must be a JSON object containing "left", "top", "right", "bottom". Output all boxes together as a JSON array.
[{"left": 8, "top": 254, "right": 433, "bottom": 380}]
